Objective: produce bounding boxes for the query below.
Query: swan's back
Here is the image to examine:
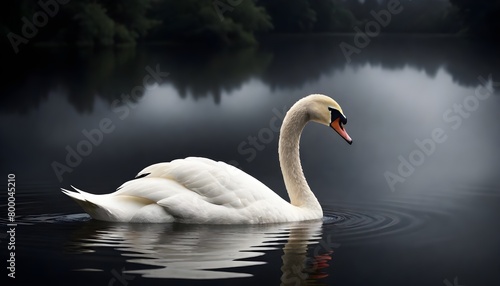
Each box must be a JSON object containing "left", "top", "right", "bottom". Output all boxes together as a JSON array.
[{"left": 63, "top": 157, "right": 315, "bottom": 223}]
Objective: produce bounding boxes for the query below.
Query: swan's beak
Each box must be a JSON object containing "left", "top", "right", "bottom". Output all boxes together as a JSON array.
[{"left": 330, "top": 118, "right": 352, "bottom": 145}]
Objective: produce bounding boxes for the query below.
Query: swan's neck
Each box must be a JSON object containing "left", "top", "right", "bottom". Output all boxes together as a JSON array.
[{"left": 278, "top": 104, "right": 322, "bottom": 211}]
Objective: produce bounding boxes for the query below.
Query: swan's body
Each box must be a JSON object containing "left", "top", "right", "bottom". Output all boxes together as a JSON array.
[{"left": 62, "top": 94, "right": 352, "bottom": 223}]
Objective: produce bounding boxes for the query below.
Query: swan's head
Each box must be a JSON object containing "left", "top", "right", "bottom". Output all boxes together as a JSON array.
[{"left": 307, "top": 94, "right": 352, "bottom": 145}]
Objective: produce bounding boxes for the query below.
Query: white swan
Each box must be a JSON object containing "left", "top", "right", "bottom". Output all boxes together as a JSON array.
[{"left": 62, "top": 94, "right": 352, "bottom": 223}]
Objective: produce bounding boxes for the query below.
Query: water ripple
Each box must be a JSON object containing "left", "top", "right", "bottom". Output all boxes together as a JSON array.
[
  {"left": 1, "top": 188, "right": 478, "bottom": 281},
  {"left": 320, "top": 198, "right": 455, "bottom": 245}
]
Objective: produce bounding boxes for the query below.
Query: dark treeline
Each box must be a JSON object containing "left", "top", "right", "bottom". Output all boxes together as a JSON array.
[
  {"left": 2, "top": 35, "right": 498, "bottom": 114},
  {"left": 1, "top": 0, "right": 499, "bottom": 51}
]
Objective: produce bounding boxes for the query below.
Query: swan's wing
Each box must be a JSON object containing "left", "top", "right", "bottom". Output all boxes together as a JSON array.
[
  {"left": 130, "top": 157, "right": 286, "bottom": 206},
  {"left": 116, "top": 157, "right": 291, "bottom": 223}
]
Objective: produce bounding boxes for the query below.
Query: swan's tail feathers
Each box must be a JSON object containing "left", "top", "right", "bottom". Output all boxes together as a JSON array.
[
  {"left": 61, "top": 185, "right": 96, "bottom": 203},
  {"left": 61, "top": 186, "right": 86, "bottom": 201},
  {"left": 61, "top": 186, "right": 115, "bottom": 221}
]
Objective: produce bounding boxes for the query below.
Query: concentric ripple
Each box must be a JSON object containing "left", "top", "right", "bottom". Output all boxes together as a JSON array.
[
  {"left": 1, "top": 189, "right": 473, "bottom": 281},
  {"left": 319, "top": 198, "right": 452, "bottom": 245}
]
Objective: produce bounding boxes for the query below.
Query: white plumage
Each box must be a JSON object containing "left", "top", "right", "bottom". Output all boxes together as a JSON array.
[{"left": 62, "top": 94, "right": 352, "bottom": 224}]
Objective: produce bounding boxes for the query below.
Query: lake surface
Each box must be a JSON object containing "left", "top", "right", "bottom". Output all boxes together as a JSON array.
[{"left": 1, "top": 35, "right": 499, "bottom": 285}]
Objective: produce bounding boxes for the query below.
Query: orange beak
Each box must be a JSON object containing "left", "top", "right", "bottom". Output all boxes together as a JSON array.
[{"left": 330, "top": 118, "right": 352, "bottom": 145}]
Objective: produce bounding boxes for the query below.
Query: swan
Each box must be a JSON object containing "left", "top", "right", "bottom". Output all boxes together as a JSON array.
[{"left": 62, "top": 94, "right": 352, "bottom": 223}]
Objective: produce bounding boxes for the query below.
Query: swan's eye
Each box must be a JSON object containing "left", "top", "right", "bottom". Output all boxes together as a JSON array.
[{"left": 328, "top": 107, "right": 347, "bottom": 124}]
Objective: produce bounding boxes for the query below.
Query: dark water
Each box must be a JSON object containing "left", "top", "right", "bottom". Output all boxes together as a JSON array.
[{"left": 1, "top": 36, "right": 500, "bottom": 285}]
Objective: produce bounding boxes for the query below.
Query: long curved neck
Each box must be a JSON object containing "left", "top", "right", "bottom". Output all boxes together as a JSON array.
[{"left": 278, "top": 104, "right": 322, "bottom": 211}]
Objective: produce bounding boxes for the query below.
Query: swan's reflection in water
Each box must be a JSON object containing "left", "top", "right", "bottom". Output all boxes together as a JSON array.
[
  {"left": 67, "top": 219, "right": 333, "bottom": 283},
  {"left": 280, "top": 223, "right": 333, "bottom": 285}
]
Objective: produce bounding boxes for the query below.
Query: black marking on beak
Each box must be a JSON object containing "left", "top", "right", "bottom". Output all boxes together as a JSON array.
[{"left": 328, "top": 106, "right": 347, "bottom": 125}]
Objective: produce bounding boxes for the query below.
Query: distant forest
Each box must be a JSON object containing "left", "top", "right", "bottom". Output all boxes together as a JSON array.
[{"left": 1, "top": 0, "right": 499, "bottom": 51}]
